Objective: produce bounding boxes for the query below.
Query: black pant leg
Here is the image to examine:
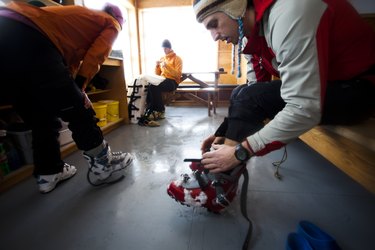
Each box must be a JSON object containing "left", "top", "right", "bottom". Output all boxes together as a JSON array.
[
  {"left": 226, "top": 80, "right": 285, "bottom": 141},
  {"left": 321, "top": 78, "right": 375, "bottom": 125},
  {"left": 147, "top": 78, "right": 177, "bottom": 112}
]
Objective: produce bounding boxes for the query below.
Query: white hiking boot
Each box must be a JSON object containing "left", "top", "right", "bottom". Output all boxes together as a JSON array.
[
  {"left": 83, "top": 144, "right": 133, "bottom": 186},
  {"left": 37, "top": 163, "right": 77, "bottom": 193}
]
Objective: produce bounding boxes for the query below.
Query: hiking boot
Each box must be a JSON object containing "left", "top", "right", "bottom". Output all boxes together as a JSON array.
[
  {"left": 138, "top": 117, "right": 160, "bottom": 127},
  {"left": 37, "top": 163, "right": 77, "bottom": 193},
  {"left": 142, "top": 108, "right": 165, "bottom": 121},
  {"left": 142, "top": 108, "right": 153, "bottom": 120},
  {"left": 159, "top": 111, "right": 166, "bottom": 120},
  {"left": 83, "top": 144, "right": 133, "bottom": 186},
  {"left": 148, "top": 111, "right": 165, "bottom": 121},
  {"left": 138, "top": 110, "right": 161, "bottom": 127},
  {"left": 167, "top": 163, "right": 246, "bottom": 213}
]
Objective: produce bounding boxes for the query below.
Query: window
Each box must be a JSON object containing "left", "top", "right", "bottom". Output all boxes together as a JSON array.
[{"left": 139, "top": 7, "right": 218, "bottom": 82}]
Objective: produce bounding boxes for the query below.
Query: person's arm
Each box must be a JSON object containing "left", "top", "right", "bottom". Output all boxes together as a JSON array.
[
  {"left": 247, "top": 0, "right": 324, "bottom": 156},
  {"left": 77, "top": 24, "right": 119, "bottom": 90},
  {"left": 155, "top": 59, "right": 162, "bottom": 75}
]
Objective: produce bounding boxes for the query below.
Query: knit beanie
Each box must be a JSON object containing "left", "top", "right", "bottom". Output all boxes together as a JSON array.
[
  {"left": 103, "top": 3, "right": 124, "bottom": 28},
  {"left": 161, "top": 39, "right": 172, "bottom": 49},
  {"left": 193, "top": 0, "right": 247, "bottom": 23}
]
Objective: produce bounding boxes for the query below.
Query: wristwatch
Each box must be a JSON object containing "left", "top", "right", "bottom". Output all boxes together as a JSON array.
[{"left": 234, "top": 144, "right": 250, "bottom": 162}]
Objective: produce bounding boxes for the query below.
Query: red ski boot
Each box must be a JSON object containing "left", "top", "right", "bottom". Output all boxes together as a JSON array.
[{"left": 167, "top": 161, "right": 246, "bottom": 213}]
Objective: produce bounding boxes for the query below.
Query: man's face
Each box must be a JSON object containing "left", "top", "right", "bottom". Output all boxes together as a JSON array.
[
  {"left": 202, "top": 12, "right": 239, "bottom": 44},
  {"left": 163, "top": 47, "right": 172, "bottom": 54}
]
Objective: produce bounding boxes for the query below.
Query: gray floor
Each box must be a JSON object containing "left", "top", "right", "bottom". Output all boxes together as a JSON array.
[{"left": 0, "top": 106, "right": 374, "bottom": 250}]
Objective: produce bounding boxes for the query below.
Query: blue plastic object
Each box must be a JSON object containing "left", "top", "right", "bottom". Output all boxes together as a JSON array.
[
  {"left": 297, "top": 220, "right": 341, "bottom": 250},
  {"left": 286, "top": 232, "right": 313, "bottom": 250}
]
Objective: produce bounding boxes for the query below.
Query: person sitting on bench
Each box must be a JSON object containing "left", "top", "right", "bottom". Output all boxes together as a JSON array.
[{"left": 137, "top": 39, "right": 183, "bottom": 127}]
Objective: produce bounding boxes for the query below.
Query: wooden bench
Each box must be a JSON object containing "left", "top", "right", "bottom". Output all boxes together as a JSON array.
[
  {"left": 170, "top": 87, "right": 218, "bottom": 116},
  {"left": 299, "top": 117, "right": 375, "bottom": 194},
  {"left": 163, "top": 71, "right": 226, "bottom": 116}
]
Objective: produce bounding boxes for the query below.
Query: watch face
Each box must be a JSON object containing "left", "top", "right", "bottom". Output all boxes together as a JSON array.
[
  {"left": 235, "top": 144, "right": 249, "bottom": 161},
  {"left": 237, "top": 149, "right": 247, "bottom": 161}
]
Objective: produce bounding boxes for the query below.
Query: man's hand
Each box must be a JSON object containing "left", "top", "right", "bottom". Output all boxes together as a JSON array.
[{"left": 201, "top": 144, "right": 241, "bottom": 173}]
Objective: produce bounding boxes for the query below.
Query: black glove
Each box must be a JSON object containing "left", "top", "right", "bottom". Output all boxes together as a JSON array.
[{"left": 75, "top": 75, "right": 87, "bottom": 90}]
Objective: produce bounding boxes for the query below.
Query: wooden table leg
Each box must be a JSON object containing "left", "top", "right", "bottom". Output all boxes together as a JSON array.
[
  {"left": 207, "top": 92, "right": 212, "bottom": 116},
  {"left": 213, "top": 91, "right": 217, "bottom": 115}
]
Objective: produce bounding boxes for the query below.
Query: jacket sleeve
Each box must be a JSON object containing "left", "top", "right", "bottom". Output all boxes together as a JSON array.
[
  {"left": 248, "top": 0, "right": 325, "bottom": 155},
  {"left": 77, "top": 25, "right": 119, "bottom": 89}
]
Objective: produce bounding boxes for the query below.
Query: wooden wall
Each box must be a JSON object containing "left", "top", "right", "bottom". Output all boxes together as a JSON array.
[{"left": 218, "top": 41, "right": 247, "bottom": 84}]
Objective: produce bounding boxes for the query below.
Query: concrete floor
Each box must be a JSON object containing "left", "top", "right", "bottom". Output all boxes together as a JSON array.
[{"left": 0, "top": 106, "right": 374, "bottom": 250}]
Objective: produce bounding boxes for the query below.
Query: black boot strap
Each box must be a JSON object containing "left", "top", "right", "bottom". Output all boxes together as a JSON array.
[
  {"left": 240, "top": 169, "right": 253, "bottom": 250},
  {"left": 193, "top": 170, "right": 209, "bottom": 189}
]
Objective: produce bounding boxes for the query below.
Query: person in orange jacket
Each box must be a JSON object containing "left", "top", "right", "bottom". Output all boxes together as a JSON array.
[
  {"left": 136, "top": 39, "right": 183, "bottom": 126},
  {"left": 0, "top": 1, "right": 133, "bottom": 193}
]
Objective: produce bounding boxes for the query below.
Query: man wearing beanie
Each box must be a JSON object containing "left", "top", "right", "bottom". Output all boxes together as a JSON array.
[
  {"left": 168, "top": 0, "right": 375, "bottom": 214},
  {"left": 0, "top": 2, "right": 133, "bottom": 193},
  {"left": 134, "top": 39, "right": 183, "bottom": 127}
]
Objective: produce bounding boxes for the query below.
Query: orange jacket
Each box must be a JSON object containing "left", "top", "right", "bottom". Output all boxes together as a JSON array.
[
  {"left": 6, "top": 2, "right": 121, "bottom": 88},
  {"left": 155, "top": 50, "right": 183, "bottom": 83}
]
